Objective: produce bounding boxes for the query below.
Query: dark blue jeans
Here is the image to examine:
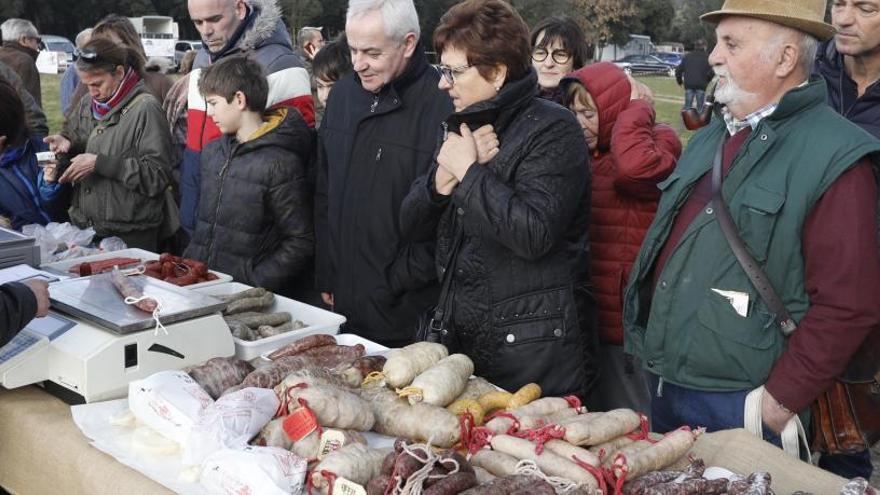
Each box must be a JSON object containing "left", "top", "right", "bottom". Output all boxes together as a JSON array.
[
  {"left": 683, "top": 89, "right": 706, "bottom": 112},
  {"left": 649, "top": 375, "right": 781, "bottom": 447}
]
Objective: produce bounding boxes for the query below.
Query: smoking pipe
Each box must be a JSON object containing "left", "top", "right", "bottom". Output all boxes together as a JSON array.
[{"left": 681, "top": 76, "right": 719, "bottom": 130}]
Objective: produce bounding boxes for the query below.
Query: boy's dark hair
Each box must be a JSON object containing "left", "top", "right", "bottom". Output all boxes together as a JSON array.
[
  {"left": 0, "top": 80, "right": 27, "bottom": 148},
  {"left": 312, "top": 34, "right": 353, "bottom": 83},
  {"left": 198, "top": 55, "right": 268, "bottom": 112}
]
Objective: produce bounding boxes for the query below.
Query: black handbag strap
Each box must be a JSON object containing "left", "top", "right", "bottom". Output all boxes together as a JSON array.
[
  {"left": 711, "top": 136, "right": 798, "bottom": 336},
  {"left": 428, "top": 221, "right": 465, "bottom": 331}
]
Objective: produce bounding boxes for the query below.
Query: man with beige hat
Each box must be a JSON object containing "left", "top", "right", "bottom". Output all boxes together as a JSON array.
[{"left": 623, "top": 0, "right": 880, "bottom": 473}]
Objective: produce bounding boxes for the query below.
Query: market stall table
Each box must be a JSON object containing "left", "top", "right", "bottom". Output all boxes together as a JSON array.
[{"left": 0, "top": 386, "right": 171, "bottom": 495}]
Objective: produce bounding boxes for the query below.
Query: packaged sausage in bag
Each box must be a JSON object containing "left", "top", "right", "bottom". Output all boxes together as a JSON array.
[
  {"left": 128, "top": 370, "right": 214, "bottom": 444},
  {"left": 200, "top": 446, "right": 308, "bottom": 495},
  {"left": 182, "top": 387, "right": 279, "bottom": 466}
]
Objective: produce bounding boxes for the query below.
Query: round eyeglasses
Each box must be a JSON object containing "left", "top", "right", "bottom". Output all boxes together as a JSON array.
[{"left": 532, "top": 48, "right": 572, "bottom": 65}]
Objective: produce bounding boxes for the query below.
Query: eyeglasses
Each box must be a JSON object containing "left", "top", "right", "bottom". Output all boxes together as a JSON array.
[
  {"left": 532, "top": 48, "right": 572, "bottom": 65},
  {"left": 438, "top": 64, "right": 474, "bottom": 85}
]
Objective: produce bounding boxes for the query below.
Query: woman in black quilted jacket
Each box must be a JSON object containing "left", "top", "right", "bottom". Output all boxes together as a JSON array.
[{"left": 400, "top": 0, "right": 596, "bottom": 399}]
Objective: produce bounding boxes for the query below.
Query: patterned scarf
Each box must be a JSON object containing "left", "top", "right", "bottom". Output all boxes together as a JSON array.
[{"left": 92, "top": 68, "right": 141, "bottom": 119}]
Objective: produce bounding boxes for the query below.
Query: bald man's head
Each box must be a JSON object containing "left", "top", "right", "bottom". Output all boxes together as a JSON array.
[{"left": 188, "top": 0, "right": 248, "bottom": 53}]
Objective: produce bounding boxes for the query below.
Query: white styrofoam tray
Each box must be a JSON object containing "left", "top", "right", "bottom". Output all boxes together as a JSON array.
[
  {"left": 193, "top": 282, "right": 347, "bottom": 360},
  {"left": 40, "top": 247, "right": 233, "bottom": 289}
]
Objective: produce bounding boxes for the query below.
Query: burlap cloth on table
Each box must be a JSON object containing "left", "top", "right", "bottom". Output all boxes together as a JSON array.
[{"left": 0, "top": 386, "right": 171, "bottom": 495}]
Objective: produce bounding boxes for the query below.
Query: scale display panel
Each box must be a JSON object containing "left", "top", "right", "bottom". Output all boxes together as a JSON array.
[{"left": 0, "top": 313, "right": 75, "bottom": 368}]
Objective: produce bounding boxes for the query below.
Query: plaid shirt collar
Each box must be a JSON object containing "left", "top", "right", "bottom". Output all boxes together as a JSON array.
[
  {"left": 721, "top": 103, "right": 777, "bottom": 136},
  {"left": 720, "top": 81, "right": 811, "bottom": 136}
]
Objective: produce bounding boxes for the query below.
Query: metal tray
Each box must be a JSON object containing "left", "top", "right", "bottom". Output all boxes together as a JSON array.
[{"left": 50, "top": 273, "right": 227, "bottom": 334}]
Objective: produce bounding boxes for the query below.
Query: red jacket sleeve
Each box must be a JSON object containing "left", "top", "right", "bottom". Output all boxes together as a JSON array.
[
  {"left": 609, "top": 99, "right": 682, "bottom": 200},
  {"left": 764, "top": 160, "right": 880, "bottom": 412}
]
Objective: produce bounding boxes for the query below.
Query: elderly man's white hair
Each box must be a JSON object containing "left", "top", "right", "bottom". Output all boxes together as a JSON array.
[
  {"left": 346, "top": 0, "right": 420, "bottom": 42},
  {"left": 1, "top": 18, "right": 39, "bottom": 43},
  {"left": 75, "top": 28, "right": 93, "bottom": 48},
  {"left": 761, "top": 23, "right": 819, "bottom": 77}
]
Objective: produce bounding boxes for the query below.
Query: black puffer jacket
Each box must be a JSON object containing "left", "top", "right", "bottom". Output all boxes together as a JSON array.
[
  {"left": 400, "top": 70, "right": 596, "bottom": 398},
  {"left": 185, "top": 109, "right": 315, "bottom": 295},
  {"left": 315, "top": 44, "right": 453, "bottom": 347},
  {"left": 814, "top": 41, "right": 880, "bottom": 139}
]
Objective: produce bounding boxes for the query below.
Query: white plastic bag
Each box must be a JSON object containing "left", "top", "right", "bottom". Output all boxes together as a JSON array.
[
  {"left": 98, "top": 236, "right": 127, "bottom": 253},
  {"left": 128, "top": 370, "right": 213, "bottom": 444},
  {"left": 200, "top": 446, "right": 307, "bottom": 495},
  {"left": 22, "top": 221, "right": 103, "bottom": 262},
  {"left": 182, "top": 387, "right": 279, "bottom": 466}
]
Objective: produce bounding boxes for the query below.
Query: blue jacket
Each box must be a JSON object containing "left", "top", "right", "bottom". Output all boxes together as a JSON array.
[
  {"left": 814, "top": 41, "right": 880, "bottom": 138},
  {"left": 60, "top": 67, "right": 80, "bottom": 116},
  {"left": 0, "top": 138, "right": 56, "bottom": 230}
]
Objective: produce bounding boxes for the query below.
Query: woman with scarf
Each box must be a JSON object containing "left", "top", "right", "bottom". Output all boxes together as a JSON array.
[
  {"left": 41, "top": 37, "right": 173, "bottom": 250},
  {"left": 399, "top": 0, "right": 595, "bottom": 399}
]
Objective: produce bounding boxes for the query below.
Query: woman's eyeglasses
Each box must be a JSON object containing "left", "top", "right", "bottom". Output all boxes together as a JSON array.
[
  {"left": 532, "top": 48, "right": 572, "bottom": 65},
  {"left": 438, "top": 64, "right": 474, "bottom": 85}
]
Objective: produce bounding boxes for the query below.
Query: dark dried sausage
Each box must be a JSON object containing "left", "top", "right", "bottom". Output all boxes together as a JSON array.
[
  {"left": 423, "top": 472, "right": 477, "bottom": 495},
  {"left": 267, "top": 334, "right": 337, "bottom": 360}
]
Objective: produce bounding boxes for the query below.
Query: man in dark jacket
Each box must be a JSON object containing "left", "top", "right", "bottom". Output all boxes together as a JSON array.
[
  {"left": 811, "top": 0, "right": 880, "bottom": 481},
  {"left": 675, "top": 39, "right": 714, "bottom": 111},
  {"left": 315, "top": 0, "right": 453, "bottom": 348},
  {"left": 0, "top": 19, "right": 42, "bottom": 108},
  {"left": 814, "top": 0, "right": 880, "bottom": 139},
  {"left": 1, "top": 280, "right": 49, "bottom": 346},
  {"left": 173, "top": 0, "right": 314, "bottom": 237}
]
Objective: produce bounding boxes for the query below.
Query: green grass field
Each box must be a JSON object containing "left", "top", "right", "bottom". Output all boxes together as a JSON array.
[
  {"left": 40, "top": 73, "right": 64, "bottom": 134},
  {"left": 40, "top": 72, "right": 692, "bottom": 142}
]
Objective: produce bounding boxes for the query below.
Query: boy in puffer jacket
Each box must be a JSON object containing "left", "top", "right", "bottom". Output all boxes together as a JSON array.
[{"left": 184, "top": 56, "right": 315, "bottom": 299}]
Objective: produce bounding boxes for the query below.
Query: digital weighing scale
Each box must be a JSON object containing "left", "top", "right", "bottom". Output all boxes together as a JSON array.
[{"left": 0, "top": 272, "right": 235, "bottom": 404}]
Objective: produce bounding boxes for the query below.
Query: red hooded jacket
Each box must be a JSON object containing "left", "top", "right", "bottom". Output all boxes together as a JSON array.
[{"left": 564, "top": 63, "right": 682, "bottom": 345}]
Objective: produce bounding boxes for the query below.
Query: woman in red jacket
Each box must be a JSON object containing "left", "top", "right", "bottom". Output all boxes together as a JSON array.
[{"left": 560, "top": 62, "right": 682, "bottom": 413}]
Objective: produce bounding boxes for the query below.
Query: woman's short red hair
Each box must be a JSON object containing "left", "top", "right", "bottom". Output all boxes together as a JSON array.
[{"left": 433, "top": 0, "right": 531, "bottom": 83}]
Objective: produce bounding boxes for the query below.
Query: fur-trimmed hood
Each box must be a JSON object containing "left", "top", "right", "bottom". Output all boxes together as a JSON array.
[
  {"left": 193, "top": 0, "right": 293, "bottom": 67},
  {"left": 237, "top": 0, "right": 291, "bottom": 53}
]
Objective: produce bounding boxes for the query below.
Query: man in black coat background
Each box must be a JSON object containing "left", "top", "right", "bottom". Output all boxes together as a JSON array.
[
  {"left": 314, "top": 0, "right": 453, "bottom": 347},
  {"left": 675, "top": 39, "right": 714, "bottom": 112}
]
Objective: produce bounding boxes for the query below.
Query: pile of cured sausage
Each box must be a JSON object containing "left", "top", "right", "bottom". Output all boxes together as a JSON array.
[
  {"left": 137, "top": 337, "right": 867, "bottom": 495},
  {"left": 217, "top": 287, "right": 306, "bottom": 341}
]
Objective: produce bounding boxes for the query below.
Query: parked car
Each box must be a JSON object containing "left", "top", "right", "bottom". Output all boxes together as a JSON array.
[
  {"left": 651, "top": 52, "right": 683, "bottom": 67},
  {"left": 614, "top": 54, "right": 676, "bottom": 77},
  {"left": 174, "top": 40, "right": 202, "bottom": 71},
  {"left": 40, "top": 34, "right": 75, "bottom": 71}
]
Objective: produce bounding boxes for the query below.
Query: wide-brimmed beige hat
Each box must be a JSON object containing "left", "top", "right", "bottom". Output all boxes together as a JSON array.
[{"left": 701, "top": 0, "right": 836, "bottom": 40}]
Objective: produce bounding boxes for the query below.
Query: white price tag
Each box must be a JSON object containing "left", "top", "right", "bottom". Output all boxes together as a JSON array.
[
  {"left": 317, "top": 429, "right": 347, "bottom": 460},
  {"left": 334, "top": 477, "right": 367, "bottom": 495}
]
